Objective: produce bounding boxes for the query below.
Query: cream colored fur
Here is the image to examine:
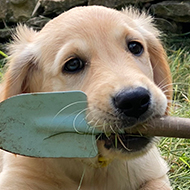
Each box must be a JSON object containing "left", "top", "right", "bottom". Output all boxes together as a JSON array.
[{"left": 0, "top": 6, "right": 172, "bottom": 190}]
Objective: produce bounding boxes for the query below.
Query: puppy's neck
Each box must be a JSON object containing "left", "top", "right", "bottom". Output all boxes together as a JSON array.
[{"left": 79, "top": 155, "right": 114, "bottom": 168}]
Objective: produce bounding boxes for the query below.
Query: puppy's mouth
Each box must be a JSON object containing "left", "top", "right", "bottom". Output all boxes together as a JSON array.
[
  {"left": 97, "top": 133, "right": 152, "bottom": 152},
  {"left": 94, "top": 114, "right": 154, "bottom": 153}
]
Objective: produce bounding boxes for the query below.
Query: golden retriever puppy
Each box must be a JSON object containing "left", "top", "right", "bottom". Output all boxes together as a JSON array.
[{"left": 0, "top": 6, "right": 172, "bottom": 190}]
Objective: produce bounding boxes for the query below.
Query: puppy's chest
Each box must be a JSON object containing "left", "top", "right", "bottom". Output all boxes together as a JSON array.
[
  {"left": 63, "top": 162, "right": 140, "bottom": 190},
  {"left": 73, "top": 175, "right": 138, "bottom": 190}
]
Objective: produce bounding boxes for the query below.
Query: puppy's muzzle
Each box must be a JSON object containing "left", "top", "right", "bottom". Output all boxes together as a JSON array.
[{"left": 98, "top": 87, "right": 153, "bottom": 153}]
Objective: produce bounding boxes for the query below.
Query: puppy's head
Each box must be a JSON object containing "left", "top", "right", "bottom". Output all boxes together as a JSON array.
[{"left": 2, "top": 6, "right": 172, "bottom": 158}]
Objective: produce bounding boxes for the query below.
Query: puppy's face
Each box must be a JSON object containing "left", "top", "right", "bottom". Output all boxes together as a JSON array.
[{"left": 3, "top": 6, "right": 172, "bottom": 157}]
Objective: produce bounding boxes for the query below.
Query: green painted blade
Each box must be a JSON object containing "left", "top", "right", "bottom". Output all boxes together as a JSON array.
[{"left": 0, "top": 91, "right": 100, "bottom": 158}]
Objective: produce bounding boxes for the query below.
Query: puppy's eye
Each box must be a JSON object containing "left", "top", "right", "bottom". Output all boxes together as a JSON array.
[
  {"left": 128, "top": 41, "right": 143, "bottom": 56},
  {"left": 63, "top": 58, "right": 85, "bottom": 73}
]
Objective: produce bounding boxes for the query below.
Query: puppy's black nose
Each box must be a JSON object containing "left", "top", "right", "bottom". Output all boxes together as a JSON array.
[{"left": 113, "top": 87, "right": 151, "bottom": 119}]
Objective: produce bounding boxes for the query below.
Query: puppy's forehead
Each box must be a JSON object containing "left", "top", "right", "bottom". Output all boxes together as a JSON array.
[
  {"left": 40, "top": 6, "right": 136, "bottom": 40},
  {"left": 38, "top": 6, "right": 145, "bottom": 63}
]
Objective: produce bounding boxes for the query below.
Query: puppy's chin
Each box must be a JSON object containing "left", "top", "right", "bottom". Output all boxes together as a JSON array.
[{"left": 96, "top": 134, "right": 156, "bottom": 160}]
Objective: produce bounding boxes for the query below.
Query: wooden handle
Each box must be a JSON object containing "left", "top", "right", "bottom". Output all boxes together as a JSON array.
[{"left": 125, "top": 116, "right": 190, "bottom": 139}]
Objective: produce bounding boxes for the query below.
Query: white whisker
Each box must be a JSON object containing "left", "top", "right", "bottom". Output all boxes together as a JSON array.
[
  {"left": 53, "top": 100, "right": 87, "bottom": 120},
  {"left": 72, "top": 108, "right": 89, "bottom": 134}
]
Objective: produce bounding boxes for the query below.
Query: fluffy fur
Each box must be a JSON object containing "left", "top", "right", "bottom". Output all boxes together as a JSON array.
[{"left": 0, "top": 6, "right": 172, "bottom": 190}]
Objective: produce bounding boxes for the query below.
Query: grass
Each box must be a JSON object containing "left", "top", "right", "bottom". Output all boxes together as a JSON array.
[
  {"left": 0, "top": 51, "right": 8, "bottom": 58},
  {"left": 0, "top": 50, "right": 8, "bottom": 81},
  {"left": 0, "top": 39, "right": 190, "bottom": 189},
  {"left": 0, "top": 50, "right": 7, "bottom": 81},
  {"left": 159, "top": 47, "right": 190, "bottom": 190}
]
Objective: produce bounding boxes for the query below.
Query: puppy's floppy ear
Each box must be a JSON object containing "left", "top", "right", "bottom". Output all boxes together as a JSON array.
[
  {"left": 148, "top": 38, "right": 172, "bottom": 112},
  {"left": 139, "top": 16, "right": 173, "bottom": 113},
  {"left": 2, "top": 25, "right": 41, "bottom": 100},
  {"left": 139, "top": 18, "right": 172, "bottom": 113}
]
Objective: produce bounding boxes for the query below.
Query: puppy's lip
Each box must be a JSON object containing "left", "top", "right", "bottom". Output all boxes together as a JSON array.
[
  {"left": 116, "top": 111, "right": 154, "bottom": 129},
  {"left": 97, "top": 133, "right": 152, "bottom": 152}
]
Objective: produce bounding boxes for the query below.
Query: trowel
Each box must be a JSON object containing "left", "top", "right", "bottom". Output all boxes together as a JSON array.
[{"left": 0, "top": 91, "right": 100, "bottom": 158}]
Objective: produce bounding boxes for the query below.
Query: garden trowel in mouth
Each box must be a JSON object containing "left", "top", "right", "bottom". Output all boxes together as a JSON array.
[
  {"left": 0, "top": 91, "right": 100, "bottom": 158},
  {"left": 0, "top": 91, "right": 190, "bottom": 158}
]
